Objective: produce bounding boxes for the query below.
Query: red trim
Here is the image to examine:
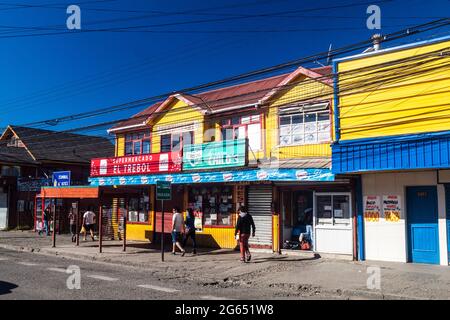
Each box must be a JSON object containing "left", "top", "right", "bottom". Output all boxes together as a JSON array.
[
  {"left": 203, "top": 225, "right": 234, "bottom": 229},
  {"left": 249, "top": 244, "right": 272, "bottom": 249},
  {"left": 126, "top": 221, "right": 151, "bottom": 225}
]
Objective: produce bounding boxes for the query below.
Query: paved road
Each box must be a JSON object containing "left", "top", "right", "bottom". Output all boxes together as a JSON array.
[{"left": 0, "top": 248, "right": 328, "bottom": 300}]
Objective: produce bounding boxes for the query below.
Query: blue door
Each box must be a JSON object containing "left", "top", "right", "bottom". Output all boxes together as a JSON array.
[{"left": 406, "top": 186, "right": 440, "bottom": 264}]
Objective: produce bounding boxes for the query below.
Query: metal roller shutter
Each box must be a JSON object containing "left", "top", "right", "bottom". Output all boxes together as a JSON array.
[{"left": 248, "top": 185, "right": 273, "bottom": 247}]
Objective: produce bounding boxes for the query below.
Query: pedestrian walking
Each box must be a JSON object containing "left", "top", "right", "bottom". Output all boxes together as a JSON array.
[
  {"left": 42, "top": 205, "right": 51, "bottom": 236},
  {"left": 68, "top": 208, "right": 77, "bottom": 242},
  {"left": 80, "top": 207, "right": 96, "bottom": 241},
  {"left": 234, "top": 206, "right": 255, "bottom": 263},
  {"left": 171, "top": 206, "right": 186, "bottom": 256},
  {"left": 182, "top": 208, "right": 197, "bottom": 255}
]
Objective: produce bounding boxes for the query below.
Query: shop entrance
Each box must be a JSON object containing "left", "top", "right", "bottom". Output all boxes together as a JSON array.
[
  {"left": 281, "top": 190, "right": 314, "bottom": 251},
  {"left": 406, "top": 186, "right": 440, "bottom": 264}
]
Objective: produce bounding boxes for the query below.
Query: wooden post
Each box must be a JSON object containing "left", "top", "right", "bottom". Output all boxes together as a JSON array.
[
  {"left": 52, "top": 200, "right": 56, "bottom": 248},
  {"left": 42, "top": 197, "right": 45, "bottom": 235},
  {"left": 76, "top": 201, "right": 80, "bottom": 246},
  {"left": 161, "top": 200, "right": 164, "bottom": 262},
  {"left": 99, "top": 204, "right": 103, "bottom": 253},
  {"left": 123, "top": 196, "right": 127, "bottom": 252}
]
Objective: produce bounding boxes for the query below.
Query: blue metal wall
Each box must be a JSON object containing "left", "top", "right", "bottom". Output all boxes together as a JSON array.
[{"left": 332, "top": 131, "right": 450, "bottom": 174}]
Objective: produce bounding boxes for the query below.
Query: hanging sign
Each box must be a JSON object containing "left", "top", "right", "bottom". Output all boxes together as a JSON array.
[
  {"left": 383, "top": 195, "right": 401, "bottom": 222},
  {"left": 156, "top": 180, "right": 172, "bottom": 201},
  {"left": 90, "top": 152, "right": 182, "bottom": 177},
  {"left": 363, "top": 196, "right": 381, "bottom": 222}
]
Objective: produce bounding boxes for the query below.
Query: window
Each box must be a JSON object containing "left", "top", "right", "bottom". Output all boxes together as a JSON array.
[
  {"left": 160, "top": 131, "right": 194, "bottom": 153},
  {"left": 279, "top": 103, "right": 330, "bottom": 146},
  {"left": 124, "top": 131, "right": 151, "bottom": 155},
  {"left": 188, "top": 185, "right": 234, "bottom": 226},
  {"left": 316, "top": 193, "right": 351, "bottom": 226},
  {"left": 128, "top": 193, "right": 150, "bottom": 223},
  {"left": 221, "top": 114, "right": 261, "bottom": 151}
]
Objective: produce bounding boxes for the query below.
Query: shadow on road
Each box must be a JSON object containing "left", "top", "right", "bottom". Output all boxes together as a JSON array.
[
  {"left": 0, "top": 281, "right": 18, "bottom": 295},
  {"left": 251, "top": 253, "right": 321, "bottom": 264}
]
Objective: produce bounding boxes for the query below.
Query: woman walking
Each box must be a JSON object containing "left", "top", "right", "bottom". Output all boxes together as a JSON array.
[{"left": 234, "top": 206, "right": 255, "bottom": 263}]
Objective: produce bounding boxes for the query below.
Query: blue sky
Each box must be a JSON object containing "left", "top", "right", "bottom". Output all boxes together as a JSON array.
[{"left": 0, "top": 0, "right": 448, "bottom": 136}]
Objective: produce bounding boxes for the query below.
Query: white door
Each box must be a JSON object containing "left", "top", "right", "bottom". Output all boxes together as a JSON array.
[
  {"left": 314, "top": 192, "right": 353, "bottom": 255},
  {"left": 0, "top": 193, "right": 8, "bottom": 230}
]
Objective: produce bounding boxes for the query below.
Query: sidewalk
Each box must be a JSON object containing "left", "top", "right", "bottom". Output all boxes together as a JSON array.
[{"left": 1, "top": 230, "right": 449, "bottom": 299}]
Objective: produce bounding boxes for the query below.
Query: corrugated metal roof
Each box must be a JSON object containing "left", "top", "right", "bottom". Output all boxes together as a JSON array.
[{"left": 111, "top": 66, "right": 332, "bottom": 132}]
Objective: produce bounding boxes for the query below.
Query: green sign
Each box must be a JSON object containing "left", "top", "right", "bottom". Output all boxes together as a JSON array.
[
  {"left": 183, "top": 139, "right": 247, "bottom": 170},
  {"left": 156, "top": 181, "right": 171, "bottom": 200}
]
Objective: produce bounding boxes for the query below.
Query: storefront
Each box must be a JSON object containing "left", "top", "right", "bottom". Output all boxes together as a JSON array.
[
  {"left": 277, "top": 181, "right": 354, "bottom": 256},
  {"left": 358, "top": 170, "right": 449, "bottom": 265}
]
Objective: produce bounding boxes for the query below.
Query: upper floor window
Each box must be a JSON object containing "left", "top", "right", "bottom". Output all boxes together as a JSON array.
[
  {"left": 124, "top": 131, "right": 151, "bottom": 156},
  {"left": 160, "top": 131, "right": 194, "bottom": 153},
  {"left": 221, "top": 114, "right": 261, "bottom": 151},
  {"left": 279, "top": 103, "right": 330, "bottom": 146}
]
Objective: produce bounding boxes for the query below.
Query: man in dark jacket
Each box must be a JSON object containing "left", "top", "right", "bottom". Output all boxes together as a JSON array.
[{"left": 234, "top": 206, "right": 255, "bottom": 262}]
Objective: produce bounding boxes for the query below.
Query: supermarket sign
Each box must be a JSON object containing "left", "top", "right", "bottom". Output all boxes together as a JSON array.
[
  {"left": 183, "top": 139, "right": 247, "bottom": 170},
  {"left": 90, "top": 152, "right": 182, "bottom": 177}
]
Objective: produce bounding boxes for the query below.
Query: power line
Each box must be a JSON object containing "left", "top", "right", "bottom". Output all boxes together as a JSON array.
[
  {"left": 12, "top": 51, "right": 450, "bottom": 153},
  {"left": 17, "top": 19, "right": 450, "bottom": 130},
  {"left": 0, "top": 0, "right": 394, "bottom": 38}
]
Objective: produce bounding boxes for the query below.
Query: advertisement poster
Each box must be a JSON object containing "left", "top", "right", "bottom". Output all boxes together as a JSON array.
[
  {"left": 363, "top": 196, "right": 381, "bottom": 222},
  {"left": 383, "top": 195, "right": 401, "bottom": 222},
  {"left": 194, "top": 210, "right": 203, "bottom": 233}
]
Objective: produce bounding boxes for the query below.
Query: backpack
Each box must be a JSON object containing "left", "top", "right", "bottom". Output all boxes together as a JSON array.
[{"left": 300, "top": 240, "right": 311, "bottom": 250}]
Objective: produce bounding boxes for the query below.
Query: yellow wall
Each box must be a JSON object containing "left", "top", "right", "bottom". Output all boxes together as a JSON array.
[
  {"left": 337, "top": 39, "right": 450, "bottom": 140},
  {"left": 126, "top": 224, "right": 153, "bottom": 241},
  {"left": 272, "top": 214, "right": 279, "bottom": 253},
  {"left": 196, "top": 227, "right": 237, "bottom": 249},
  {"left": 116, "top": 134, "right": 125, "bottom": 156},
  {"left": 151, "top": 99, "right": 204, "bottom": 152},
  {"left": 266, "top": 75, "right": 333, "bottom": 159}
]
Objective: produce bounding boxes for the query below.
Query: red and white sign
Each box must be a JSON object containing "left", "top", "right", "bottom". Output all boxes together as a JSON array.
[{"left": 90, "top": 152, "right": 182, "bottom": 177}]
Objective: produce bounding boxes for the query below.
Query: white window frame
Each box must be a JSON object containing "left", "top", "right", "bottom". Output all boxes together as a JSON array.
[
  {"left": 314, "top": 192, "right": 352, "bottom": 227},
  {"left": 278, "top": 102, "right": 331, "bottom": 147}
]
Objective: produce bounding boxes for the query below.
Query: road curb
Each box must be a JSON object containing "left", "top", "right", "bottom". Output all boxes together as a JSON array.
[{"left": 0, "top": 243, "right": 431, "bottom": 300}]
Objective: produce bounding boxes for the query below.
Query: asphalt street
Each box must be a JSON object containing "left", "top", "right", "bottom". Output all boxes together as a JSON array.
[{"left": 0, "top": 247, "right": 327, "bottom": 300}]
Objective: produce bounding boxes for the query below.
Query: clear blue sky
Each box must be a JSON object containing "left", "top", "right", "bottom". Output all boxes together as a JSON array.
[{"left": 0, "top": 0, "right": 448, "bottom": 136}]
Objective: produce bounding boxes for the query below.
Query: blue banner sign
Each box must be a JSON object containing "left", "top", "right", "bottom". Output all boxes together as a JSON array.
[
  {"left": 89, "top": 168, "right": 334, "bottom": 186},
  {"left": 52, "top": 171, "right": 71, "bottom": 187}
]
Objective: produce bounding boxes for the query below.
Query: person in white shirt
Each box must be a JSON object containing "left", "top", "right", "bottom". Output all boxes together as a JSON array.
[
  {"left": 81, "top": 207, "right": 96, "bottom": 241},
  {"left": 171, "top": 206, "right": 186, "bottom": 256}
]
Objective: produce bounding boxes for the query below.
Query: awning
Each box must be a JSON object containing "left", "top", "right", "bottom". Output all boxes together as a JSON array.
[
  {"left": 88, "top": 168, "right": 334, "bottom": 186},
  {"left": 40, "top": 186, "right": 100, "bottom": 199}
]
